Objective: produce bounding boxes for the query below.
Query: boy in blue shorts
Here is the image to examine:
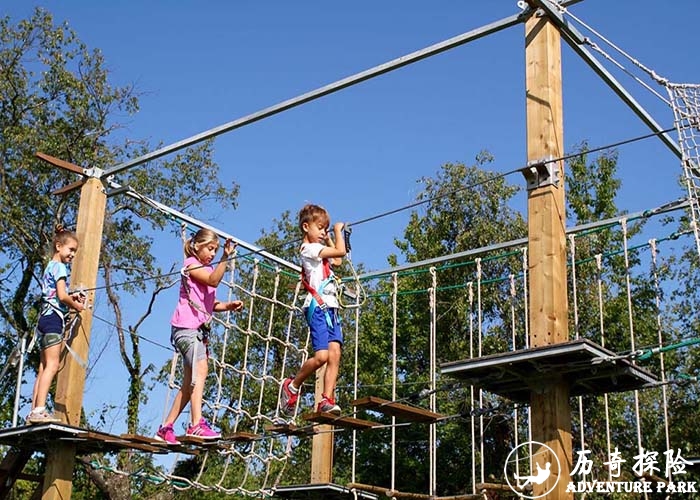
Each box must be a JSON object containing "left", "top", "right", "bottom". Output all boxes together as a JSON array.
[{"left": 280, "top": 204, "right": 347, "bottom": 416}]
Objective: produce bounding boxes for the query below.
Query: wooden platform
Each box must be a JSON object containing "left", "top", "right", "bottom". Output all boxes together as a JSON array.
[
  {"left": 302, "top": 412, "right": 380, "bottom": 430},
  {"left": 441, "top": 338, "right": 659, "bottom": 403},
  {"left": 264, "top": 423, "right": 316, "bottom": 437},
  {"left": 179, "top": 431, "right": 260, "bottom": 448},
  {"left": 273, "top": 483, "right": 378, "bottom": 499},
  {"left": 352, "top": 396, "right": 444, "bottom": 423},
  {"left": 349, "top": 483, "right": 481, "bottom": 500},
  {"left": 0, "top": 423, "right": 207, "bottom": 456}
]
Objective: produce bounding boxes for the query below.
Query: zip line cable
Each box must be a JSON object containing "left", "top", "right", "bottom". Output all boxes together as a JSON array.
[{"left": 70, "top": 124, "right": 680, "bottom": 296}]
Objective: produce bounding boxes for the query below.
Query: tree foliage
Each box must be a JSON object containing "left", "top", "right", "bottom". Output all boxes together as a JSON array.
[{"left": 0, "top": 8, "right": 238, "bottom": 498}]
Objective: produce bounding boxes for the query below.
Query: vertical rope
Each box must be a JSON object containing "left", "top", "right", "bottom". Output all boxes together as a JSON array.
[
  {"left": 254, "top": 266, "right": 280, "bottom": 432},
  {"left": 476, "top": 258, "right": 484, "bottom": 485},
  {"left": 351, "top": 299, "right": 361, "bottom": 484},
  {"left": 649, "top": 239, "right": 671, "bottom": 453},
  {"left": 162, "top": 350, "right": 179, "bottom": 425},
  {"left": 236, "top": 260, "right": 259, "bottom": 427},
  {"left": 214, "top": 251, "right": 237, "bottom": 425},
  {"left": 391, "top": 272, "right": 398, "bottom": 494},
  {"left": 569, "top": 234, "right": 586, "bottom": 482},
  {"left": 508, "top": 274, "right": 520, "bottom": 476},
  {"left": 12, "top": 335, "right": 27, "bottom": 427},
  {"left": 278, "top": 281, "right": 303, "bottom": 418},
  {"left": 521, "top": 248, "right": 532, "bottom": 452},
  {"left": 468, "top": 281, "right": 476, "bottom": 495},
  {"left": 429, "top": 267, "right": 437, "bottom": 496},
  {"left": 595, "top": 253, "right": 612, "bottom": 482},
  {"left": 621, "top": 220, "right": 644, "bottom": 460}
]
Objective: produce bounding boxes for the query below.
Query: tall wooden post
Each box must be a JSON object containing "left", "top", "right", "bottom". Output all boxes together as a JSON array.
[
  {"left": 43, "top": 177, "right": 106, "bottom": 500},
  {"left": 525, "top": 9, "right": 572, "bottom": 499},
  {"left": 310, "top": 364, "right": 333, "bottom": 483}
]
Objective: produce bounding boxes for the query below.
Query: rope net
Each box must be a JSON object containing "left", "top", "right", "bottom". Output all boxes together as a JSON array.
[
  {"left": 667, "top": 83, "right": 700, "bottom": 261},
  {"left": 156, "top": 256, "right": 309, "bottom": 496},
  {"left": 68, "top": 199, "right": 700, "bottom": 497}
]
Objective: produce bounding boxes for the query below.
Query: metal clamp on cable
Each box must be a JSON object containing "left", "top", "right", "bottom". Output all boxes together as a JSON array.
[{"left": 343, "top": 223, "right": 352, "bottom": 252}]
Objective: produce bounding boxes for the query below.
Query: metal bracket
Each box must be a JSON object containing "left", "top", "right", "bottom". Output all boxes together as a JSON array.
[
  {"left": 521, "top": 157, "right": 560, "bottom": 190},
  {"left": 83, "top": 166, "right": 104, "bottom": 179}
]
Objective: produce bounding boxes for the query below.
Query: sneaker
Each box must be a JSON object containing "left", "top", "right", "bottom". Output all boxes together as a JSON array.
[
  {"left": 154, "top": 423, "right": 181, "bottom": 445},
  {"left": 280, "top": 377, "right": 299, "bottom": 416},
  {"left": 27, "top": 409, "right": 61, "bottom": 424},
  {"left": 186, "top": 418, "right": 221, "bottom": 440},
  {"left": 317, "top": 395, "right": 341, "bottom": 415}
]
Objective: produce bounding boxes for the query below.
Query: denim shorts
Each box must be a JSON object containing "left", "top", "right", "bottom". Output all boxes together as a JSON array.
[
  {"left": 171, "top": 326, "right": 208, "bottom": 366},
  {"left": 37, "top": 312, "right": 64, "bottom": 350},
  {"left": 306, "top": 307, "right": 343, "bottom": 352}
]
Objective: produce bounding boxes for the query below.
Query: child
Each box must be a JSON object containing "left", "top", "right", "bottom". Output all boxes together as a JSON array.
[
  {"left": 28, "top": 225, "right": 86, "bottom": 424},
  {"left": 280, "top": 204, "right": 347, "bottom": 416},
  {"left": 155, "top": 229, "right": 244, "bottom": 444}
]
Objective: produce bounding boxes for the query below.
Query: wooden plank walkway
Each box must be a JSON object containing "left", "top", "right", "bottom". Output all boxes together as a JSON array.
[{"left": 352, "top": 396, "right": 443, "bottom": 423}]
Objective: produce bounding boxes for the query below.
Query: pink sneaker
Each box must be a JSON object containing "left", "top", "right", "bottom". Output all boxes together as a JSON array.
[
  {"left": 186, "top": 418, "right": 221, "bottom": 440},
  {"left": 154, "top": 423, "right": 181, "bottom": 445}
]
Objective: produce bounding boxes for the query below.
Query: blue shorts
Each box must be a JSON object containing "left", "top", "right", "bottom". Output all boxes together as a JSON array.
[
  {"left": 171, "top": 326, "right": 208, "bottom": 366},
  {"left": 306, "top": 307, "right": 343, "bottom": 352},
  {"left": 37, "top": 312, "right": 64, "bottom": 350}
]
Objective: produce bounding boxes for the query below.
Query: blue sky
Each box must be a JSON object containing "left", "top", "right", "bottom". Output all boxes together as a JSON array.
[{"left": 6, "top": 0, "right": 700, "bottom": 439}]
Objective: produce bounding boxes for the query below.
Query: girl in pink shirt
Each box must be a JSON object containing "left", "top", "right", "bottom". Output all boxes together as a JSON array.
[{"left": 155, "top": 229, "right": 243, "bottom": 444}]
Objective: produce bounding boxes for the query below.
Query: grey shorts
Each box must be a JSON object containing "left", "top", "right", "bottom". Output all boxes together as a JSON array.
[{"left": 171, "top": 326, "right": 208, "bottom": 366}]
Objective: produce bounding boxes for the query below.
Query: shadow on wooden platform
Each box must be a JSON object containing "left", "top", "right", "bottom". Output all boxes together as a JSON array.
[{"left": 441, "top": 339, "right": 659, "bottom": 403}]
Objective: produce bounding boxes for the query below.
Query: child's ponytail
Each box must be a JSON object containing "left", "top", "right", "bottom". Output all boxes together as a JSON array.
[
  {"left": 52, "top": 224, "right": 78, "bottom": 248},
  {"left": 184, "top": 228, "right": 219, "bottom": 259}
]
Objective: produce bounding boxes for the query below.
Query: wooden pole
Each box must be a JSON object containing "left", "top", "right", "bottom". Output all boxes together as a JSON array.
[
  {"left": 42, "top": 177, "right": 106, "bottom": 500},
  {"left": 310, "top": 364, "right": 333, "bottom": 483},
  {"left": 525, "top": 10, "right": 572, "bottom": 500}
]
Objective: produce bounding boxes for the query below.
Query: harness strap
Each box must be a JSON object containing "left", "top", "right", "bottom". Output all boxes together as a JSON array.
[
  {"left": 39, "top": 300, "right": 88, "bottom": 368},
  {"left": 301, "top": 258, "right": 335, "bottom": 328},
  {"left": 62, "top": 313, "right": 88, "bottom": 369}
]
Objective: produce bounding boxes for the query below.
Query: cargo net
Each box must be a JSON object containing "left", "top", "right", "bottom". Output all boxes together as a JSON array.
[{"left": 668, "top": 83, "right": 700, "bottom": 261}]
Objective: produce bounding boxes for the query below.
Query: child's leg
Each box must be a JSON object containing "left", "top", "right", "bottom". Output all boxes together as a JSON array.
[
  {"left": 189, "top": 357, "right": 208, "bottom": 425},
  {"left": 163, "top": 363, "right": 192, "bottom": 425},
  {"left": 32, "top": 362, "right": 44, "bottom": 409},
  {"left": 33, "top": 343, "right": 62, "bottom": 410},
  {"left": 323, "top": 341, "right": 342, "bottom": 398},
  {"left": 293, "top": 349, "right": 329, "bottom": 389}
]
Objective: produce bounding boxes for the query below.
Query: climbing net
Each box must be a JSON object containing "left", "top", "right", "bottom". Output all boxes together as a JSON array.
[{"left": 666, "top": 83, "right": 700, "bottom": 261}]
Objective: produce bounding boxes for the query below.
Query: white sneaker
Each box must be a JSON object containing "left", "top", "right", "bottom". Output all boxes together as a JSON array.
[{"left": 27, "top": 409, "right": 61, "bottom": 424}]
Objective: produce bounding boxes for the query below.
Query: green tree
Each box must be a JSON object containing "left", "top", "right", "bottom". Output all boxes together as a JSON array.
[
  {"left": 325, "top": 154, "right": 527, "bottom": 495},
  {"left": 0, "top": 8, "right": 238, "bottom": 498}
]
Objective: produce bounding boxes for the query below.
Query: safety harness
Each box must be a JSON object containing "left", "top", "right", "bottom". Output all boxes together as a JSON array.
[
  {"left": 34, "top": 292, "right": 87, "bottom": 369},
  {"left": 301, "top": 257, "right": 336, "bottom": 329},
  {"left": 179, "top": 267, "right": 212, "bottom": 360}
]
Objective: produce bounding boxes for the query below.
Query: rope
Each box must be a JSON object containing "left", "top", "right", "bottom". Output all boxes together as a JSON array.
[
  {"left": 559, "top": 4, "right": 670, "bottom": 89},
  {"left": 592, "top": 253, "right": 613, "bottom": 481},
  {"left": 391, "top": 272, "right": 398, "bottom": 495},
  {"left": 621, "top": 219, "right": 646, "bottom": 481},
  {"left": 428, "top": 267, "right": 437, "bottom": 496},
  {"left": 568, "top": 233, "right": 588, "bottom": 483},
  {"left": 475, "top": 258, "right": 485, "bottom": 486},
  {"left": 467, "top": 281, "right": 476, "bottom": 495},
  {"left": 649, "top": 238, "right": 671, "bottom": 456}
]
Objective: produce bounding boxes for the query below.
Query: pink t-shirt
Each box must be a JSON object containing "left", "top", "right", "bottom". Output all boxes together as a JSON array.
[{"left": 171, "top": 256, "right": 216, "bottom": 329}]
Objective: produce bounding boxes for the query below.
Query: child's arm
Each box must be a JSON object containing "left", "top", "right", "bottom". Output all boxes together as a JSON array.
[
  {"left": 319, "top": 222, "right": 347, "bottom": 262},
  {"left": 56, "top": 279, "right": 85, "bottom": 312},
  {"left": 213, "top": 300, "right": 244, "bottom": 313},
  {"left": 188, "top": 239, "right": 236, "bottom": 287}
]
